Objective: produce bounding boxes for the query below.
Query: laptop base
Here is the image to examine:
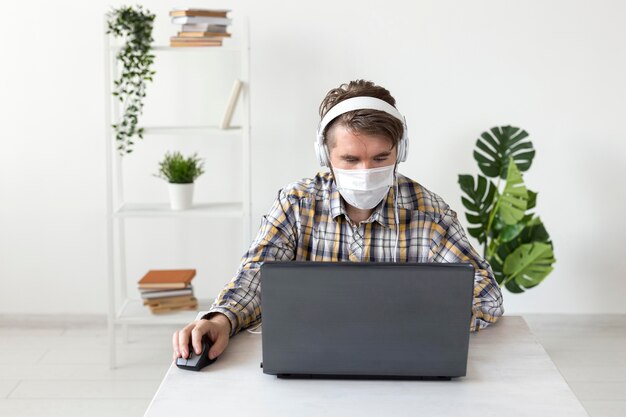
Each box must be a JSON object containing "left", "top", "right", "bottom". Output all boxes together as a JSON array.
[{"left": 276, "top": 374, "right": 453, "bottom": 381}]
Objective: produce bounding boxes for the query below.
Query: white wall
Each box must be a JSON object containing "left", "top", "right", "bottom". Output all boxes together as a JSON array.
[{"left": 1, "top": 0, "right": 625, "bottom": 315}]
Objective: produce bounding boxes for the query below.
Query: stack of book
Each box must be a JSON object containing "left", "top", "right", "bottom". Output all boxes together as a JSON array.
[
  {"left": 138, "top": 269, "right": 198, "bottom": 314},
  {"left": 169, "top": 8, "right": 232, "bottom": 47}
]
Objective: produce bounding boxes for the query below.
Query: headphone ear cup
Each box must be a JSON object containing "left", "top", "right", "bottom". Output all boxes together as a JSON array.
[
  {"left": 315, "top": 133, "right": 328, "bottom": 167},
  {"left": 397, "top": 138, "right": 405, "bottom": 162},
  {"left": 314, "top": 141, "right": 322, "bottom": 166},
  {"left": 397, "top": 118, "right": 409, "bottom": 162},
  {"left": 398, "top": 136, "right": 408, "bottom": 162}
]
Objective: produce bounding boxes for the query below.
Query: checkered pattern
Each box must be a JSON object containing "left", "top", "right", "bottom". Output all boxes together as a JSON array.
[{"left": 208, "top": 172, "right": 504, "bottom": 335}]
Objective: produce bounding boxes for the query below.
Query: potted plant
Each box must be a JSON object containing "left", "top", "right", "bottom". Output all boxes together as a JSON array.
[
  {"left": 458, "top": 125, "right": 556, "bottom": 294},
  {"left": 155, "top": 151, "right": 205, "bottom": 210}
]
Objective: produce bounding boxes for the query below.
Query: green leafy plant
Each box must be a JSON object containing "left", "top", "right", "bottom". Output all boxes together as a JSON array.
[
  {"left": 458, "top": 126, "right": 556, "bottom": 293},
  {"left": 155, "top": 152, "right": 205, "bottom": 184},
  {"left": 106, "top": 5, "right": 156, "bottom": 155}
]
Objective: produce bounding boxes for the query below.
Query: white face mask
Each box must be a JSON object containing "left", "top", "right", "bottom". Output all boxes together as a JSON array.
[{"left": 332, "top": 165, "right": 395, "bottom": 209}]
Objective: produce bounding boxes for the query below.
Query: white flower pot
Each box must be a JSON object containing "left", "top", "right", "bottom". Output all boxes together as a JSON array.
[{"left": 168, "top": 183, "right": 194, "bottom": 210}]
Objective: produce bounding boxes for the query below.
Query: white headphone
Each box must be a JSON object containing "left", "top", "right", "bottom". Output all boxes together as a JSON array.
[{"left": 314, "top": 96, "right": 409, "bottom": 167}]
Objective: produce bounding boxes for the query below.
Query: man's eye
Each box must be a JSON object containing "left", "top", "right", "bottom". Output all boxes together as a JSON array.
[{"left": 374, "top": 158, "right": 388, "bottom": 161}]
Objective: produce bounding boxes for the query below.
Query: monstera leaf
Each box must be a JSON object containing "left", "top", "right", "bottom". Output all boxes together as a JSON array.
[
  {"left": 497, "top": 158, "right": 528, "bottom": 225},
  {"left": 473, "top": 125, "right": 535, "bottom": 179},
  {"left": 488, "top": 215, "right": 552, "bottom": 291},
  {"left": 458, "top": 174, "right": 497, "bottom": 244},
  {"left": 499, "top": 222, "right": 527, "bottom": 243},
  {"left": 519, "top": 216, "right": 550, "bottom": 244},
  {"left": 526, "top": 189, "right": 537, "bottom": 211},
  {"left": 488, "top": 219, "right": 526, "bottom": 287},
  {"left": 502, "top": 242, "right": 555, "bottom": 290},
  {"left": 489, "top": 251, "right": 525, "bottom": 293}
]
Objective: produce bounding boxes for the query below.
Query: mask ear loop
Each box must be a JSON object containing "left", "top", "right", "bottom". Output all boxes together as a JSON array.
[{"left": 393, "top": 162, "right": 400, "bottom": 263}]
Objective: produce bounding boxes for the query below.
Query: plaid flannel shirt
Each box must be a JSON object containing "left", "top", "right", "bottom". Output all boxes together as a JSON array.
[{"left": 208, "top": 171, "right": 504, "bottom": 335}]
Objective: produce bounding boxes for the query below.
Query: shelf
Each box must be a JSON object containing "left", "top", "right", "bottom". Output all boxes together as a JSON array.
[
  {"left": 153, "top": 45, "right": 242, "bottom": 52},
  {"left": 114, "top": 202, "right": 244, "bottom": 218},
  {"left": 109, "top": 45, "right": 242, "bottom": 53},
  {"left": 104, "top": 17, "right": 251, "bottom": 368},
  {"left": 115, "top": 299, "right": 214, "bottom": 325},
  {"left": 141, "top": 126, "right": 242, "bottom": 136}
]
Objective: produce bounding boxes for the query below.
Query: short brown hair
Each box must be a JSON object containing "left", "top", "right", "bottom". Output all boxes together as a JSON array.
[{"left": 319, "top": 79, "right": 404, "bottom": 149}]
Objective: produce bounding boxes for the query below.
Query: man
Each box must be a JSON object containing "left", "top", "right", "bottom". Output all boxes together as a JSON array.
[{"left": 172, "top": 80, "right": 504, "bottom": 362}]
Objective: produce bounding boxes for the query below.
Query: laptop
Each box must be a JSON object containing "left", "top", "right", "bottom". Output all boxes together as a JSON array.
[{"left": 259, "top": 262, "right": 475, "bottom": 380}]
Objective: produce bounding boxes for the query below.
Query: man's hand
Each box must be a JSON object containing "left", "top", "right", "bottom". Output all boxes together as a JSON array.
[{"left": 172, "top": 313, "right": 231, "bottom": 361}]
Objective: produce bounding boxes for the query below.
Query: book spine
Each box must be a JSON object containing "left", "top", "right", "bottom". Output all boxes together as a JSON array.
[
  {"left": 177, "top": 32, "right": 231, "bottom": 38},
  {"left": 171, "top": 16, "right": 233, "bottom": 26},
  {"left": 181, "top": 24, "right": 228, "bottom": 33}
]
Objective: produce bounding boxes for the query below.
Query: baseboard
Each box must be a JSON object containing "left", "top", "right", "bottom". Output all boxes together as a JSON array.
[{"left": 0, "top": 313, "right": 107, "bottom": 327}]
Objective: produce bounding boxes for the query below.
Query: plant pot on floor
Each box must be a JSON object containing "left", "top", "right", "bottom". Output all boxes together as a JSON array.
[{"left": 168, "top": 183, "right": 194, "bottom": 210}]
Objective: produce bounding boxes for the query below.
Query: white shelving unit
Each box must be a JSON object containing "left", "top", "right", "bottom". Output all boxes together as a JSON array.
[{"left": 103, "top": 19, "right": 251, "bottom": 368}]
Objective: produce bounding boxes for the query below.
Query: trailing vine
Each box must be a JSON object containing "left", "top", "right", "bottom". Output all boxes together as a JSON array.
[{"left": 106, "top": 5, "right": 156, "bottom": 155}]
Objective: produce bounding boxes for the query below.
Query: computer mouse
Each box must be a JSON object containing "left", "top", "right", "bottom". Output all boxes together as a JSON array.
[{"left": 176, "top": 334, "right": 216, "bottom": 371}]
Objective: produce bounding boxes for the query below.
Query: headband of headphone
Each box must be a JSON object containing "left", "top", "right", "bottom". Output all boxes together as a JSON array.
[{"left": 314, "top": 96, "right": 409, "bottom": 167}]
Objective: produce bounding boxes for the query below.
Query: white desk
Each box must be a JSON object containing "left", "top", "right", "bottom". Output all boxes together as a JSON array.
[{"left": 144, "top": 316, "right": 589, "bottom": 417}]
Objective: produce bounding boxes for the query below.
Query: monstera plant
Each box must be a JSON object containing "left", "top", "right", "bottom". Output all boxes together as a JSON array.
[{"left": 458, "top": 126, "right": 556, "bottom": 293}]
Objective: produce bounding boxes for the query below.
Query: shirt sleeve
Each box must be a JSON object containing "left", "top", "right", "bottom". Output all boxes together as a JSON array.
[
  {"left": 430, "top": 208, "right": 505, "bottom": 332},
  {"left": 206, "top": 189, "right": 298, "bottom": 336}
]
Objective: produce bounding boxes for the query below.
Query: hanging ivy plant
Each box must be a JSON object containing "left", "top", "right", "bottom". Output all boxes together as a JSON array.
[{"left": 106, "top": 5, "right": 156, "bottom": 155}]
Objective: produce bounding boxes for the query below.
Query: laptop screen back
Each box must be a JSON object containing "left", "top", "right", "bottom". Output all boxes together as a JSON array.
[{"left": 260, "top": 262, "right": 475, "bottom": 378}]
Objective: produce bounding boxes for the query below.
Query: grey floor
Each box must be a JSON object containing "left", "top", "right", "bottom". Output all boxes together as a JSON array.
[{"left": 0, "top": 314, "right": 624, "bottom": 417}]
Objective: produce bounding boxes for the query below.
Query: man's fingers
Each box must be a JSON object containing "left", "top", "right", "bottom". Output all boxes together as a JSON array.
[
  {"left": 178, "top": 325, "right": 192, "bottom": 358},
  {"left": 171, "top": 331, "right": 181, "bottom": 358},
  {"left": 208, "top": 331, "right": 229, "bottom": 360},
  {"left": 191, "top": 327, "right": 204, "bottom": 355}
]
